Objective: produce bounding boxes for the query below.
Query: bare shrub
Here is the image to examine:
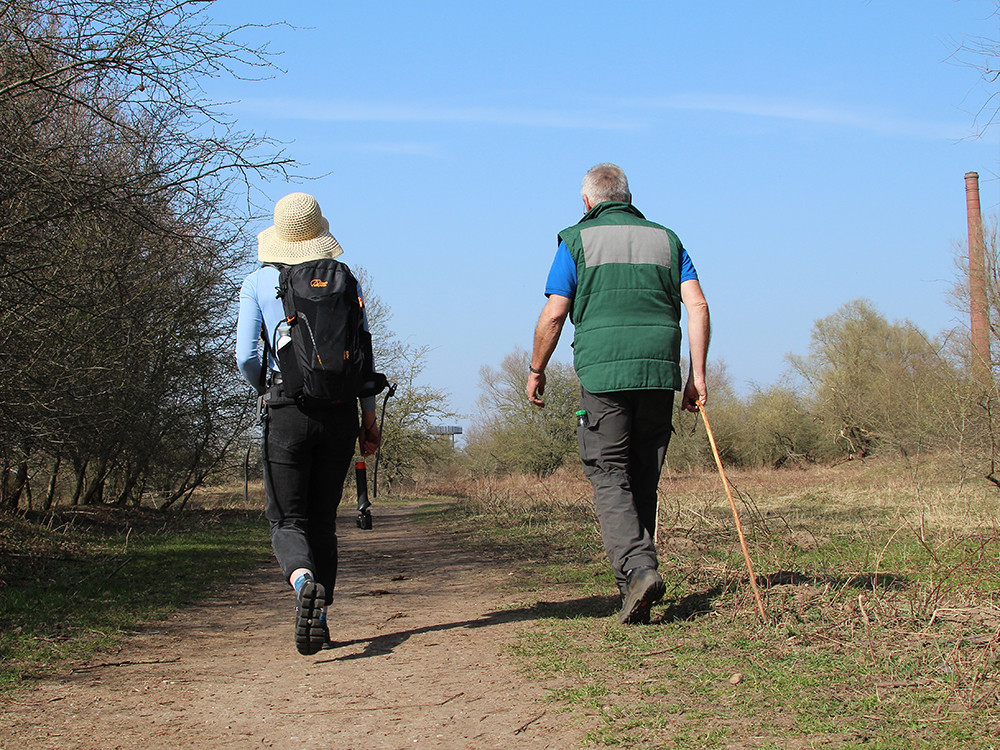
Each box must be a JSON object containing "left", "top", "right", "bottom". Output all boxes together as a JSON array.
[
  {"left": 0, "top": 0, "right": 291, "bottom": 511},
  {"left": 465, "top": 349, "right": 579, "bottom": 477}
]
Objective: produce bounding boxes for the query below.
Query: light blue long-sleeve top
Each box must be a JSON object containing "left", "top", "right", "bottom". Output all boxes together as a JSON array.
[{"left": 236, "top": 264, "right": 377, "bottom": 412}]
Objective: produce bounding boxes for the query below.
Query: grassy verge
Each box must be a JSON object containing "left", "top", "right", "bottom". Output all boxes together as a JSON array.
[
  {"left": 429, "top": 455, "right": 1000, "bottom": 749},
  {"left": 0, "top": 505, "right": 270, "bottom": 693}
]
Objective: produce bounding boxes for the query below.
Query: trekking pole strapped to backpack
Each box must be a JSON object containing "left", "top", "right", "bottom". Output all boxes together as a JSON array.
[
  {"left": 372, "top": 382, "right": 396, "bottom": 500},
  {"left": 355, "top": 460, "right": 372, "bottom": 529},
  {"left": 355, "top": 382, "right": 396, "bottom": 528}
]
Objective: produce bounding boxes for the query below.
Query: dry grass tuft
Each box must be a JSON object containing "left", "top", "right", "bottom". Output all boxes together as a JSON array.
[{"left": 426, "top": 451, "right": 1000, "bottom": 746}]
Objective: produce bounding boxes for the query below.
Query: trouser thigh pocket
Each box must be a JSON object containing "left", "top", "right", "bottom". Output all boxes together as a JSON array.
[{"left": 578, "top": 415, "right": 601, "bottom": 465}]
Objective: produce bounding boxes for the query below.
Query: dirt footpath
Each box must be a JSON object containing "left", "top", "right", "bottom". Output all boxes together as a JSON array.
[{"left": 0, "top": 503, "right": 593, "bottom": 749}]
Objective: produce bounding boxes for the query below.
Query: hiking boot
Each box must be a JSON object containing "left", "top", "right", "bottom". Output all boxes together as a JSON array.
[
  {"left": 618, "top": 566, "right": 665, "bottom": 625},
  {"left": 620, "top": 592, "right": 651, "bottom": 624},
  {"left": 294, "top": 579, "right": 327, "bottom": 655},
  {"left": 320, "top": 620, "right": 336, "bottom": 650}
]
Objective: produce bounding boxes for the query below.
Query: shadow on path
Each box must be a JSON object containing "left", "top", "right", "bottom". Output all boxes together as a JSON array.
[{"left": 324, "top": 595, "right": 622, "bottom": 662}]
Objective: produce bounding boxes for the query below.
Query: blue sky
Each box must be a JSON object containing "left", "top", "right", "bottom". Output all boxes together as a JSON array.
[{"left": 203, "top": 1, "right": 1000, "bottom": 424}]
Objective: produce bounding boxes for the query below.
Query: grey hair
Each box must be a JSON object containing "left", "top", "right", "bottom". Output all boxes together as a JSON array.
[{"left": 581, "top": 163, "right": 631, "bottom": 204}]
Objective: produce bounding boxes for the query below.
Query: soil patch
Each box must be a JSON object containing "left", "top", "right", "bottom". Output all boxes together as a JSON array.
[{"left": 0, "top": 503, "right": 593, "bottom": 749}]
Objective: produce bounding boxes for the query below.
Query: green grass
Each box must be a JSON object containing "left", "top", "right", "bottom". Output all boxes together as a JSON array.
[
  {"left": 428, "top": 456, "right": 1000, "bottom": 749},
  {"left": 0, "top": 506, "right": 270, "bottom": 692},
  {"left": 6, "top": 457, "right": 1000, "bottom": 746}
]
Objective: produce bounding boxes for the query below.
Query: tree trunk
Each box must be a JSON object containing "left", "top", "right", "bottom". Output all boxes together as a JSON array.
[
  {"left": 80, "top": 459, "right": 108, "bottom": 506},
  {"left": 5, "top": 460, "right": 29, "bottom": 512},
  {"left": 43, "top": 455, "right": 61, "bottom": 511},
  {"left": 1, "top": 458, "right": 9, "bottom": 512},
  {"left": 115, "top": 463, "right": 145, "bottom": 507},
  {"left": 71, "top": 458, "right": 88, "bottom": 506}
]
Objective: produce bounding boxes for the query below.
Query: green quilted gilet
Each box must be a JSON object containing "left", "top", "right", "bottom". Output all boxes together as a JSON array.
[{"left": 558, "top": 201, "right": 682, "bottom": 393}]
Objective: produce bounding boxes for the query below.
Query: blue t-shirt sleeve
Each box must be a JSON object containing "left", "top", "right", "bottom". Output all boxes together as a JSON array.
[
  {"left": 544, "top": 241, "right": 577, "bottom": 298},
  {"left": 680, "top": 245, "right": 698, "bottom": 283},
  {"left": 546, "top": 240, "right": 697, "bottom": 291}
]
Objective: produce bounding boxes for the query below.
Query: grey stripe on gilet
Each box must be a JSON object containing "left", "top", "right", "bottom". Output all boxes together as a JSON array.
[{"left": 580, "top": 224, "right": 672, "bottom": 268}]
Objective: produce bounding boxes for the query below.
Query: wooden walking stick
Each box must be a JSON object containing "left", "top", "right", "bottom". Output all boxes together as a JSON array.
[{"left": 697, "top": 403, "right": 767, "bottom": 621}]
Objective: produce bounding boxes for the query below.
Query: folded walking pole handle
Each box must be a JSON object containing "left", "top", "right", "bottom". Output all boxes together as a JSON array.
[
  {"left": 372, "top": 382, "right": 397, "bottom": 500},
  {"left": 356, "top": 461, "right": 372, "bottom": 530}
]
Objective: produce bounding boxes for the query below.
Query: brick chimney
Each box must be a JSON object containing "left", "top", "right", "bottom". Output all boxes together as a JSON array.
[{"left": 966, "top": 171, "right": 991, "bottom": 387}]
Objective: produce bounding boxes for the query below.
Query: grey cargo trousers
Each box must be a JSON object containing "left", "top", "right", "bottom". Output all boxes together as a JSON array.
[{"left": 577, "top": 387, "right": 674, "bottom": 596}]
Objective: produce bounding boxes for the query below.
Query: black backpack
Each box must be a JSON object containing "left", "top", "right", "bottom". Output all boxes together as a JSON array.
[{"left": 265, "top": 259, "right": 387, "bottom": 405}]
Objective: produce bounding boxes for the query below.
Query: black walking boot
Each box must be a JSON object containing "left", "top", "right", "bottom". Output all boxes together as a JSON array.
[
  {"left": 320, "top": 618, "right": 336, "bottom": 650},
  {"left": 294, "top": 579, "right": 327, "bottom": 655},
  {"left": 618, "top": 566, "right": 665, "bottom": 625}
]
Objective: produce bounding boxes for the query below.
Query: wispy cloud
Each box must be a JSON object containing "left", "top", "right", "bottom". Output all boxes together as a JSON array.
[
  {"left": 236, "top": 93, "right": 973, "bottom": 141},
  {"left": 340, "top": 141, "right": 444, "bottom": 158},
  {"left": 633, "top": 93, "right": 974, "bottom": 141},
  {"left": 235, "top": 97, "right": 644, "bottom": 131}
]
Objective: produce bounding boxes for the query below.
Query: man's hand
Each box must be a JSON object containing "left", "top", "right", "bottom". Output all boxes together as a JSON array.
[
  {"left": 359, "top": 412, "right": 380, "bottom": 456},
  {"left": 527, "top": 371, "right": 547, "bottom": 407},
  {"left": 527, "top": 295, "right": 570, "bottom": 409},
  {"left": 681, "top": 376, "right": 707, "bottom": 413}
]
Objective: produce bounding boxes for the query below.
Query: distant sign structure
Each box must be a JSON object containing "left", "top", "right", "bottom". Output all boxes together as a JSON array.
[{"left": 427, "top": 425, "right": 463, "bottom": 435}]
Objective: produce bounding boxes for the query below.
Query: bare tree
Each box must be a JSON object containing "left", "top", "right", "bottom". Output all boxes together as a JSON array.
[
  {"left": 946, "top": 217, "right": 1000, "bottom": 487},
  {"left": 0, "top": 0, "right": 292, "bottom": 511},
  {"left": 788, "top": 299, "right": 958, "bottom": 460},
  {"left": 950, "top": 1, "right": 1000, "bottom": 137},
  {"left": 466, "top": 349, "right": 579, "bottom": 477}
]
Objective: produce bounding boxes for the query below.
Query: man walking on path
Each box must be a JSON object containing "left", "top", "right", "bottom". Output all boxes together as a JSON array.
[
  {"left": 527, "top": 163, "right": 711, "bottom": 624},
  {"left": 236, "top": 192, "right": 382, "bottom": 654}
]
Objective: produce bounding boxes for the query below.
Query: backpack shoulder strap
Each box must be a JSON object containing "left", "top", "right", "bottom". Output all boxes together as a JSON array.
[{"left": 257, "top": 322, "right": 270, "bottom": 395}]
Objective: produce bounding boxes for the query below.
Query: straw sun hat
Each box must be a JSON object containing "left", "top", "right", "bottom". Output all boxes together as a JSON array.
[{"left": 257, "top": 192, "right": 343, "bottom": 264}]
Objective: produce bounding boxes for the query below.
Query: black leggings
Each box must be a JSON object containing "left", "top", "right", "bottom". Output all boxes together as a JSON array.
[{"left": 262, "top": 401, "right": 358, "bottom": 605}]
